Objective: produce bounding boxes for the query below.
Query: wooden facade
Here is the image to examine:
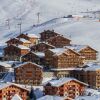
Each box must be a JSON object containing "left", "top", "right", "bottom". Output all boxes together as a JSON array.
[
  {"left": 6, "top": 38, "right": 22, "bottom": 45},
  {"left": 73, "top": 64, "right": 100, "bottom": 89},
  {"left": 6, "top": 38, "right": 31, "bottom": 47},
  {"left": 40, "top": 30, "right": 60, "bottom": 41},
  {"left": 79, "top": 46, "right": 97, "bottom": 61},
  {"left": 31, "top": 42, "right": 55, "bottom": 52},
  {"left": 45, "top": 48, "right": 84, "bottom": 68},
  {"left": 65, "top": 45, "right": 98, "bottom": 61},
  {"left": 51, "top": 69, "right": 74, "bottom": 78},
  {"left": 47, "top": 35, "right": 71, "bottom": 48},
  {"left": 14, "top": 62, "right": 43, "bottom": 85},
  {"left": 4, "top": 45, "right": 29, "bottom": 61},
  {"left": 21, "top": 51, "right": 45, "bottom": 65},
  {"left": 17, "top": 33, "right": 39, "bottom": 45},
  {"left": 44, "top": 78, "right": 87, "bottom": 99},
  {"left": 0, "top": 83, "right": 29, "bottom": 100}
]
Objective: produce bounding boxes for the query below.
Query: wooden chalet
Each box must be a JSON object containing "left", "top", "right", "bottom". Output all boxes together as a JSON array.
[
  {"left": 73, "top": 63, "right": 100, "bottom": 89},
  {"left": 17, "top": 33, "right": 39, "bottom": 45},
  {"left": 40, "top": 30, "right": 60, "bottom": 41},
  {"left": 14, "top": 62, "right": 43, "bottom": 85},
  {"left": 0, "top": 82, "right": 29, "bottom": 100},
  {"left": 65, "top": 45, "right": 98, "bottom": 61},
  {"left": 21, "top": 51, "right": 45, "bottom": 65},
  {"left": 50, "top": 68, "right": 82, "bottom": 79},
  {"left": 45, "top": 48, "right": 84, "bottom": 68},
  {"left": 6, "top": 38, "right": 22, "bottom": 45},
  {"left": 4, "top": 45, "right": 30, "bottom": 61},
  {"left": 44, "top": 77, "right": 88, "bottom": 99},
  {"left": 47, "top": 35, "right": 71, "bottom": 48},
  {"left": 6, "top": 38, "right": 31, "bottom": 47},
  {"left": 31, "top": 42, "right": 55, "bottom": 52}
]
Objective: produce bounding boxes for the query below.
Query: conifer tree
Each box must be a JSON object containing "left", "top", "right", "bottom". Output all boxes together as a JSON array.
[{"left": 29, "top": 86, "right": 36, "bottom": 100}]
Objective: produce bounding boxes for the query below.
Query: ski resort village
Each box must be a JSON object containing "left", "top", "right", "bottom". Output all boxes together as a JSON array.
[
  {"left": 0, "top": 29, "right": 99, "bottom": 100},
  {"left": 1, "top": 0, "right": 100, "bottom": 100}
]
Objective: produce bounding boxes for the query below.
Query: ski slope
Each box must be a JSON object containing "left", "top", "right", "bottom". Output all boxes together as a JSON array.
[
  {"left": 0, "top": 0, "right": 100, "bottom": 57},
  {"left": 0, "top": 0, "right": 100, "bottom": 37}
]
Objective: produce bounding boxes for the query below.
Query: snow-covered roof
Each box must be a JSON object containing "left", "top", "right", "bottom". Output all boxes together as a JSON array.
[
  {"left": 86, "top": 88, "right": 100, "bottom": 95},
  {"left": 49, "top": 48, "right": 68, "bottom": 56},
  {"left": 44, "top": 77, "right": 88, "bottom": 87},
  {"left": 65, "top": 44, "right": 97, "bottom": 53},
  {"left": 84, "top": 63, "right": 100, "bottom": 71},
  {"left": 6, "top": 38, "right": 31, "bottom": 44},
  {"left": 65, "top": 44, "right": 88, "bottom": 52},
  {"left": 14, "top": 45, "right": 30, "bottom": 50},
  {"left": 15, "top": 62, "right": 43, "bottom": 69},
  {"left": 11, "top": 94, "right": 22, "bottom": 100},
  {"left": 34, "top": 52, "right": 45, "bottom": 58},
  {"left": 49, "top": 47, "right": 79, "bottom": 56},
  {"left": 18, "top": 38, "right": 31, "bottom": 43},
  {"left": 0, "top": 62, "right": 12, "bottom": 68},
  {"left": 26, "top": 33, "right": 39, "bottom": 38},
  {"left": 39, "top": 42, "right": 55, "bottom": 48},
  {"left": 37, "top": 95, "right": 65, "bottom": 100},
  {"left": 0, "top": 82, "right": 29, "bottom": 91},
  {"left": 75, "top": 95, "right": 100, "bottom": 100},
  {"left": 22, "top": 51, "right": 45, "bottom": 58},
  {"left": 51, "top": 68, "right": 83, "bottom": 71}
]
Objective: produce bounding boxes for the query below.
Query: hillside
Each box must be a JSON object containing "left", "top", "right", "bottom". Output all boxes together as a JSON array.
[{"left": 0, "top": 0, "right": 100, "bottom": 58}]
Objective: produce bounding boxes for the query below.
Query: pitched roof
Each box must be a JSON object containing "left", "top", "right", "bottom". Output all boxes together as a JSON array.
[
  {"left": 47, "top": 35, "right": 71, "bottom": 41},
  {"left": 22, "top": 51, "right": 45, "bottom": 58},
  {"left": 49, "top": 48, "right": 66, "bottom": 56},
  {"left": 38, "top": 42, "right": 55, "bottom": 48},
  {"left": 34, "top": 52, "right": 45, "bottom": 58},
  {"left": 44, "top": 77, "right": 88, "bottom": 87},
  {"left": 6, "top": 38, "right": 18, "bottom": 43},
  {"left": 51, "top": 68, "right": 83, "bottom": 71},
  {"left": 84, "top": 63, "right": 100, "bottom": 71},
  {"left": 19, "top": 38, "right": 31, "bottom": 43},
  {"left": 17, "top": 33, "right": 39, "bottom": 38},
  {"left": 0, "top": 82, "right": 29, "bottom": 91},
  {"left": 75, "top": 95, "right": 100, "bottom": 100},
  {"left": 15, "top": 62, "right": 43, "bottom": 69},
  {"left": 14, "top": 45, "right": 30, "bottom": 50},
  {"left": 37, "top": 95, "right": 65, "bottom": 100},
  {"left": 0, "top": 62, "right": 12, "bottom": 68},
  {"left": 49, "top": 48, "right": 80, "bottom": 56},
  {"left": 65, "top": 44, "right": 97, "bottom": 52},
  {"left": 11, "top": 94, "right": 22, "bottom": 100},
  {"left": 6, "top": 38, "right": 31, "bottom": 44},
  {"left": 26, "top": 33, "right": 39, "bottom": 38}
]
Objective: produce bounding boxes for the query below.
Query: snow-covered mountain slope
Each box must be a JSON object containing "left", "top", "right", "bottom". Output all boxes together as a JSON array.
[
  {"left": 0, "top": 0, "right": 100, "bottom": 58},
  {"left": 0, "top": 0, "right": 100, "bottom": 32},
  {"left": 0, "top": 0, "right": 100, "bottom": 21}
]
